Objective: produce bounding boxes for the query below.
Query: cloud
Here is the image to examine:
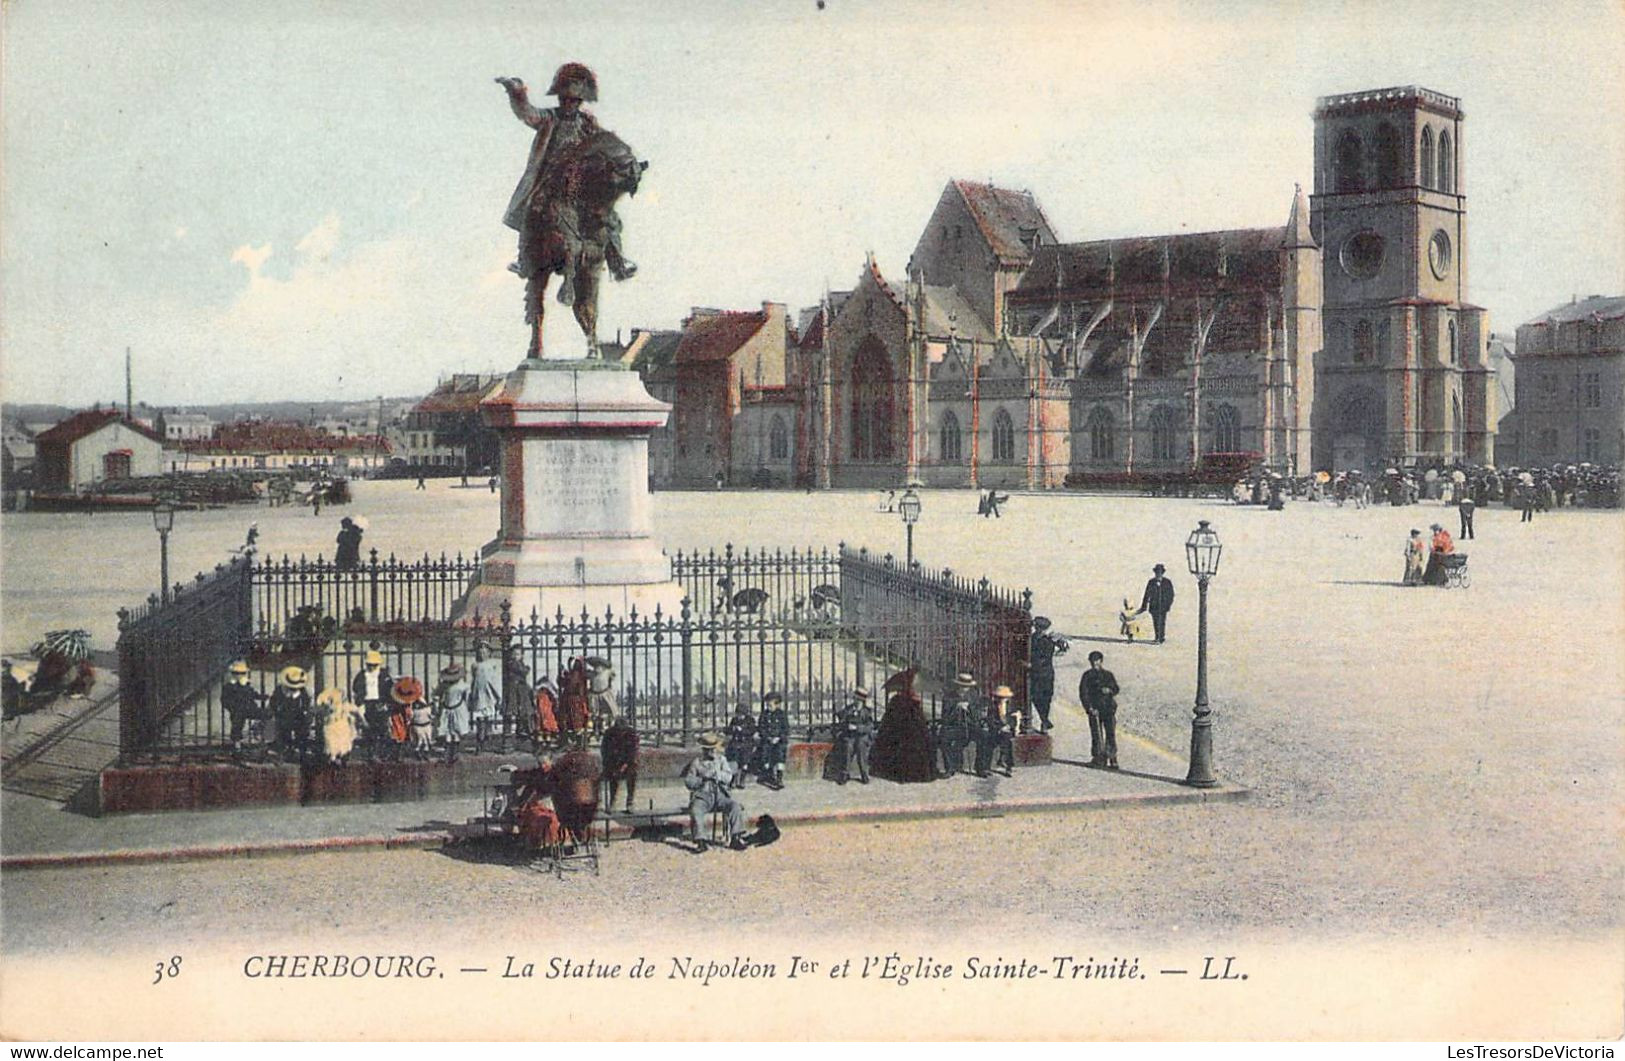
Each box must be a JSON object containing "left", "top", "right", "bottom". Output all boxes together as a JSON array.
[
  {"left": 293, "top": 212, "right": 342, "bottom": 264},
  {"left": 229, "top": 242, "right": 272, "bottom": 277}
]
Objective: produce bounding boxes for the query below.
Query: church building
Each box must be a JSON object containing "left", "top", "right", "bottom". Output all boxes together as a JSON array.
[{"left": 645, "top": 85, "right": 1496, "bottom": 489}]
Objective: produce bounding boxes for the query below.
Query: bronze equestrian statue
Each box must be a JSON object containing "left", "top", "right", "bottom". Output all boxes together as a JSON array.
[{"left": 497, "top": 62, "right": 645, "bottom": 360}]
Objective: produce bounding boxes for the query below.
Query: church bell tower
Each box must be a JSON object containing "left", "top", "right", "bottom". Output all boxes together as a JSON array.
[{"left": 1310, "top": 86, "right": 1494, "bottom": 470}]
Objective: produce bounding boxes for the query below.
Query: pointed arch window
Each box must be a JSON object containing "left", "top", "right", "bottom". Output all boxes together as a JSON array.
[
  {"left": 1086, "top": 406, "right": 1115, "bottom": 460},
  {"left": 1448, "top": 320, "right": 1459, "bottom": 365},
  {"left": 1149, "top": 405, "right": 1179, "bottom": 461},
  {"left": 939, "top": 410, "right": 963, "bottom": 462},
  {"left": 1208, "top": 403, "right": 1241, "bottom": 453},
  {"left": 849, "top": 339, "right": 894, "bottom": 460},
  {"left": 1419, "top": 125, "right": 1435, "bottom": 189},
  {"left": 1335, "top": 130, "right": 1364, "bottom": 192},
  {"left": 1438, "top": 130, "right": 1454, "bottom": 193},
  {"left": 990, "top": 408, "right": 1016, "bottom": 463},
  {"left": 769, "top": 415, "right": 789, "bottom": 461},
  {"left": 1375, "top": 123, "right": 1403, "bottom": 188}
]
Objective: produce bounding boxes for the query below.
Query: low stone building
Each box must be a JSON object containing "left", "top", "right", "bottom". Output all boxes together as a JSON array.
[{"left": 34, "top": 409, "right": 167, "bottom": 491}]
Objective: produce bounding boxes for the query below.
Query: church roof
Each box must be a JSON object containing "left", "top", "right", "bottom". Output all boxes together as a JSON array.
[
  {"left": 920, "top": 285, "right": 994, "bottom": 341},
  {"left": 673, "top": 310, "right": 770, "bottom": 365},
  {"left": 951, "top": 180, "right": 1057, "bottom": 263},
  {"left": 1010, "top": 227, "right": 1285, "bottom": 301}
]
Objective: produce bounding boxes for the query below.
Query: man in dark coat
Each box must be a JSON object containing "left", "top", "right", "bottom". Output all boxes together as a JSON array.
[
  {"left": 351, "top": 649, "right": 393, "bottom": 759},
  {"left": 600, "top": 715, "right": 640, "bottom": 814},
  {"left": 1024, "top": 617, "right": 1066, "bottom": 732},
  {"left": 723, "top": 704, "right": 757, "bottom": 786},
  {"left": 1458, "top": 494, "right": 1476, "bottom": 540},
  {"left": 1079, "top": 651, "right": 1121, "bottom": 768},
  {"left": 1140, "top": 563, "right": 1176, "bottom": 644},
  {"left": 754, "top": 691, "right": 789, "bottom": 790},
  {"left": 973, "top": 685, "right": 1017, "bottom": 778},
  {"left": 334, "top": 517, "right": 363, "bottom": 571},
  {"left": 934, "top": 672, "right": 978, "bottom": 778},
  {"left": 834, "top": 688, "right": 876, "bottom": 784},
  {"left": 221, "top": 659, "right": 267, "bottom": 755}
]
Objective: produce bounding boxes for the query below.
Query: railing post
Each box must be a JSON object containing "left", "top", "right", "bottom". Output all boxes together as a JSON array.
[
  {"left": 368, "top": 547, "right": 381, "bottom": 623},
  {"left": 679, "top": 597, "right": 693, "bottom": 746}
]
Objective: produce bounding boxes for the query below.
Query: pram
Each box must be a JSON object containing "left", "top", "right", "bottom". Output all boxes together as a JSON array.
[
  {"left": 463, "top": 756, "right": 601, "bottom": 877},
  {"left": 1440, "top": 553, "right": 1471, "bottom": 589}
]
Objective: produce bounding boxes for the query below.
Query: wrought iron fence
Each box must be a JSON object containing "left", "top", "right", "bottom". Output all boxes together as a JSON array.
[
  {"left": 116, "top": 555, "right": 254, "bottom": 760},
  {"left": 249, "top": 548, "right": 482, "bottom": 633},
  {"left": 119, "top": 542, "right": 1034, "bottom": 760},
  {"left": 839, "top": 546, "right": 1033, "bottom": 705}
]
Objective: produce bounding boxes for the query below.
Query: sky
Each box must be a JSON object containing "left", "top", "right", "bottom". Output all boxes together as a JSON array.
[{"left": 2, "top": 0, "right": 1622, "bottom": 406}]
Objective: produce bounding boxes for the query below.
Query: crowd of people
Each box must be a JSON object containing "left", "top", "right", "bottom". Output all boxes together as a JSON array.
[
  {"left": 221, "top": 641, "right": 620, "bottom": 765},
  {"left": 1234, "top": 461, "right": 1621, "bottom": 511}
]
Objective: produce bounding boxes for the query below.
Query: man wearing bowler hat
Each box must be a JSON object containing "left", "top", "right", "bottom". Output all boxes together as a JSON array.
[{"left": 1140, "top": 563, "right": 1177, "bottom": 644}]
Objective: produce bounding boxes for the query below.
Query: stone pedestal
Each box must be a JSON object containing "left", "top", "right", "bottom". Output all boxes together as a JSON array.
[{"left": 452, "top": 359, "right": 684, "bottom": 624}]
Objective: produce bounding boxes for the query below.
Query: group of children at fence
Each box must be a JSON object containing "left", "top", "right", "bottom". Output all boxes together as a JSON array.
[{"left": 221, "top": 639, "right": 618, "bottom": 764}]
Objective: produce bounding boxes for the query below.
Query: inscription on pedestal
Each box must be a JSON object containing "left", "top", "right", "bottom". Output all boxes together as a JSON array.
[{"left": 538, "top": 446, "right": 624, "bottom": 511}]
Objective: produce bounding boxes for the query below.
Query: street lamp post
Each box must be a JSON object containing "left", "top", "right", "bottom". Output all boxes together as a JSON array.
[
  {"left": 1184, "top": 519, "right": 1222, "bottom": 787},
  {"left": 898, "top": 485, "right": 922, "bottom": 567},
  {"left": 152, "top": 501, "right": 176, "bottom": 605}
]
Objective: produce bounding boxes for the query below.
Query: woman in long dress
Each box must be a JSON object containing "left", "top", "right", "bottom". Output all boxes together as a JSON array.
[
  {"left": 436, "top": 662, "right": 471, "bottom": 762},
  {"left": 872, "top": 668, "right": 936, "bottom": 783}
]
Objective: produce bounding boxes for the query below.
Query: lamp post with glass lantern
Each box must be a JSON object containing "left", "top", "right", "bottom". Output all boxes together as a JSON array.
[
  {"left": 152, "top": 501, "right": 176, "bottom": 604},
  {"left": 1183, "top": 519, "right": 1221, "bottom": 787},
  {"left": 898, "top": 485, "right": 922, "bottom": 567}
]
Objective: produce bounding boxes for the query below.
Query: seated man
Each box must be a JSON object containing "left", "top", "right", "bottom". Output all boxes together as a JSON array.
[{"left": 681, "top": 732, "right": 748, "bottom": 851}]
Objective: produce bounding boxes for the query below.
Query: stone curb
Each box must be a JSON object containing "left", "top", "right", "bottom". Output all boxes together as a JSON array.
[{"left": 0, "top": 782, "right": 1246, "bottom": 871}]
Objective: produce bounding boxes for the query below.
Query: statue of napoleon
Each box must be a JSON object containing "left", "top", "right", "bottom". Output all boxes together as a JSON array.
[{"left": 496, "top": 63, "right": 645, "bottom": 360}]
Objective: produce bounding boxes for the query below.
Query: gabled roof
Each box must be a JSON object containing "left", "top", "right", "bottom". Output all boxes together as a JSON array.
[
  {"left": 411, "top": 375, "right": 504, "bottom": 414},
  {"left": 674, "top": 310, "right": 770, "bottom": 365},
  {"left": 629, "top": 329, "right": 684, "bottom": 374},
  {"left": 951, "top": 180, "right": 1057, "bottom": 263},
  {"left": 35, "top": 409, "right": 164, "bottom": 447},
  {"left": 1011, "top": 227, "right": 1284, "bottom": 301}
]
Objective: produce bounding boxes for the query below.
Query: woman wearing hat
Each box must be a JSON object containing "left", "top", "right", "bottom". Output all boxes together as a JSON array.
[
  {"left": 351, "top": 649, "right": 393, "bottom": 760},
  {"left": 270, "top": 665, "right": 312, "bottom": 762},
  {"left": 873, "top": 667, "right": 934, "bottom": 784},
  {"left": 1423, "top": 523, "right": 1454, "bottom": 586},
  {"left": 435, "top": 662, "right": 471, "bottom": 763}
]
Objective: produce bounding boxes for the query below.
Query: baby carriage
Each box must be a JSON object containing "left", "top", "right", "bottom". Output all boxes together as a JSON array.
[
  {"left": 1440, "top": 553, "right": 1471, "bottom": 589},
  {"left": 467, "top": 753, "right": 602, "bottom": 877}
]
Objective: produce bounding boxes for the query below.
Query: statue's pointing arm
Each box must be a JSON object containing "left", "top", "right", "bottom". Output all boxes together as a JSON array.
[{"left": 495, "top": 76, "right": 544, "bottom": 129}]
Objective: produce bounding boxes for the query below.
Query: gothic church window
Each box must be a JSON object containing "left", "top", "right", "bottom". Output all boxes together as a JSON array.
[
  {"left": 1335, "top": 130, "right": 1364, "bottom": 192},
  {"left": 849, "top": 340, "right": 894, "bottom": 461},
  {"left": 769, "top": 415, "right": 789, "bottom": 461},
  {"left": 939, "top": 410, "right": 963, "bottom": 462},
  {"left": 1448, "top": 321, "right": 1458, "bottom": 364},
  {"left": 991, "top": 408, "right": 1016, "bottom": 462},
  {"left": 1086, "top": 406, "right": 1115, "bottom": 460},
  {"left": 1419, "top": 126, "right": 1435, "bottom": 189},
  {"left": 1375, "top": 123, "right": 1403, "bottom": 187},
  {"left": 1437, "top": 131, "right": 1454, "bottom": 193},
  {"left": 1149, "top": 405, "right": 1179, "bottom": 461},
  {"left": 1208, "top": 403, "right": 1241, "bottom": 453}
]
